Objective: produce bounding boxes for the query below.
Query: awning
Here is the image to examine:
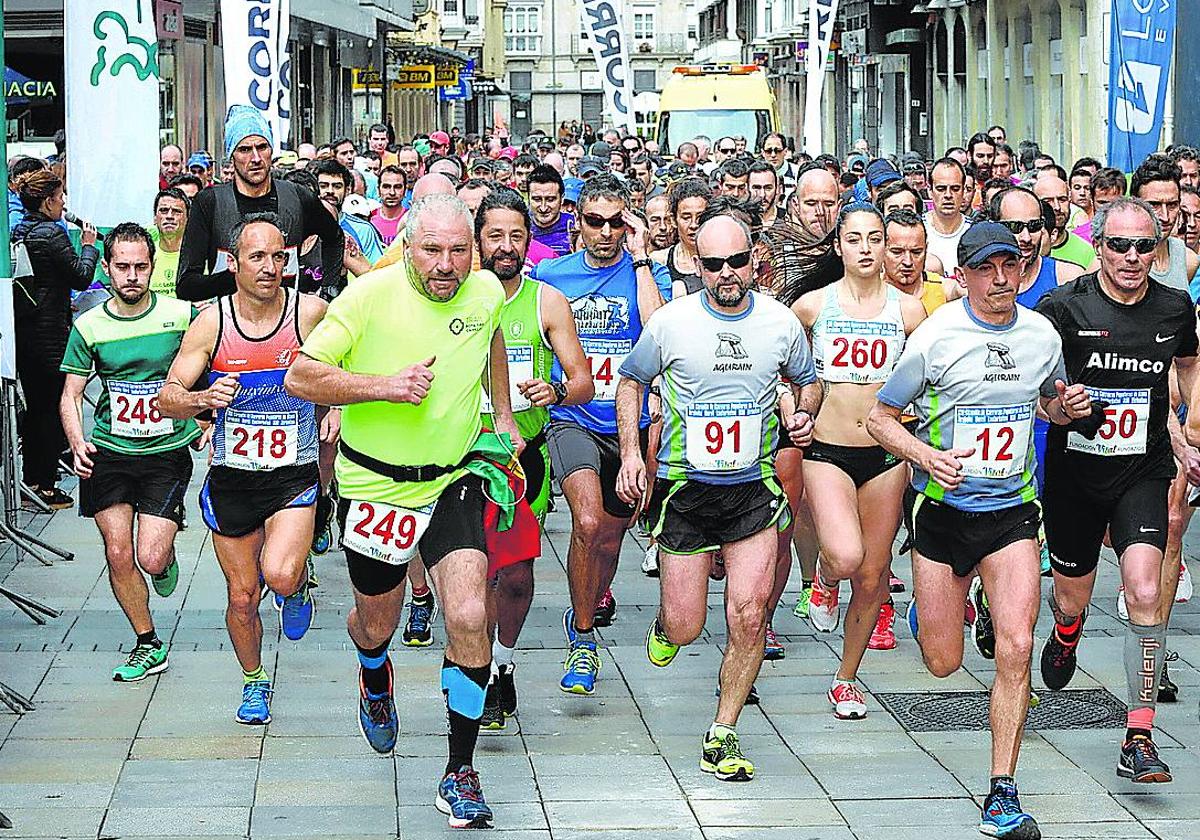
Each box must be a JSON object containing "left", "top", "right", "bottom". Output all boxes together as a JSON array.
[
  {"left": 4, "top": 66, "right": 56, "bottom": 106},
  {"left": 388, "top": 43, "right": 471, "bottom": 67}
]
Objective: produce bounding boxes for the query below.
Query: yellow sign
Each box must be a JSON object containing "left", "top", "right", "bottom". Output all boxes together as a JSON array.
[
  {"left": 435, "top": 65, "right": 459, "bottom": 87},
  {"left": 395, "top": 65, "right": 435, "bottom": 89},
  {"left": 353, "top": 68, "right": 383, "bottom": 89}
]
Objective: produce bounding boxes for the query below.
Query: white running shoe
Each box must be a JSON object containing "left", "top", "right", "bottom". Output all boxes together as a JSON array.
[
  {"left": 827, "top": 679, "right": 867, "bottom": 720},
  {"left": 1117, "top": 585, "right": 1128, "bottom": 621},
  {"left": 641, "top": 543, "right": 659, "bottom": 577},
  {"left": 808, "top": 571, "right": 841, "bottom": 633},
  {"left": 1177, "top": 560, "right": 1193, "bottom": 603}
]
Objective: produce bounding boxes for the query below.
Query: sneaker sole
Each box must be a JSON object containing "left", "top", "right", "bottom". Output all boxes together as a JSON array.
[
  {"left": 763, "top": 649, "right": 785, "bottom": 661},
  {"left": 1116, "top": 763, "right": 1172, "bottom": 783},
  {"left": 868, "top": 637, "right": 897, "bottom": 651},
  {"left": 827, "top": 689, "right": 866, "bottom": 720},
  {"left": 978, "top": 819, "right": 1041, "bottom": 840},
  {"left": 480, "top": 720, "right": 506, "bottom": 732},
  {"left": 111, "top": 658, "right": 169, "bottom": 682},
  {"left": 699, "top": 760, "right": 754, "bottom": 782},
  {"left": 808, "top": 610, "right": 840, "bottom": 633},
  {"left": 235, "top": 714, "right": 271, "bottom": 725},
  {"left": 401, "top": 637, "right": 434, "bottom": 648},
  {"left": 434, "top": 794, "right": 493, "bottom": 829},
  {"left": 559, "top": 682, "right": 596, "bottom": 696},
  {"left": 357, "top": 708, "right": 397, "bottom": 755}
]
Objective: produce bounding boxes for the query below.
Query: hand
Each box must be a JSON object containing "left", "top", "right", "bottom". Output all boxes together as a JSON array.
[
  {"left": 648, "top": 391, "right": 662, "bottom": 424},
  {"left": 191, "top": 424, "right": 213, "bottom": 451},
  {"left": 202, "top": 373, "right": 240, "bottom": 410},
  {"left": 1181, "top": 445, "right": 1200, "bottom": 487},
  {"left": 616, "top": 454, "right": 646, "bottom": 506},
  {"left": 80, "top": 221, "right": 98, "bottom": 247},
  {"left": 622, "top": 210, "right": 649, "bottom": 259},
  {"left": 389, "top": 357, "right": 436, "bottom": 404},
  {"left": 785, "top": 409, "right": 814, "bottom": 448},
  {"left": 517, "top": 378, "right": 557, "bottom": 408},
  {"left": 70, "top": 439, "right": 96, "bottom": 479},
  {"left": 1055, "top": 380, "right": 1091, "bottom": 421},
  {"left": 494, "top": 413, "right": 525, "bottom": 457},
  {"left": 320, "top": 407, "right": 342, "bottom": 444},
  {"left": 923, "top": 446, "right": 975, "bottom": 491}
]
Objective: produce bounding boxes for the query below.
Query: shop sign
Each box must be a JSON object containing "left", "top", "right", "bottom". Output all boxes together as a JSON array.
[
  {"left": 435, "top": 65, "right": 458, "bottom": 86},
  {"left": 156, "top": 0, "right": 183, "bottom": 40},
  {"left": 395, "top": 65, "right": 435, "bottom": 88}
]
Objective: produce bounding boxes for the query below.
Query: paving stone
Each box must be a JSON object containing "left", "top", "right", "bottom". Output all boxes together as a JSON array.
[{"left": 100, "top": 806, "right": 251, "bottom": 836}]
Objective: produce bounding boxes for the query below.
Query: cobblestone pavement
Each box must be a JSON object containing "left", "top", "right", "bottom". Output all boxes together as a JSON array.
[{"left": 1, "top": 465, "right": 1198, "bottom": 839}]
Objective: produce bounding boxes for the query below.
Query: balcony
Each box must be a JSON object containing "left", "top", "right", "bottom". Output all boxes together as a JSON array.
[{"left": 694, "top": 37, "right": 744, "bottom": 64}]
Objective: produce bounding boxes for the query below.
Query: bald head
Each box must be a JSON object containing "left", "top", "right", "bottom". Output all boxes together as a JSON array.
[
  {"left": 696, "top": 214, "right": 752, "bottom": 255},
  {"left": 694, "top": 214, "right": 755, "bottom": 308},
  {"left": 543, "top": 151, "right": 565, "bottom": 175},
  {"left": 1033, "top": 172, "right": 1072, "bottom": 231},
  {"left": 791, "top": 167, "right": 840, "bottom": 235},
  {"left": 411, "top": 172, "right": 457, "bottom": 201}
]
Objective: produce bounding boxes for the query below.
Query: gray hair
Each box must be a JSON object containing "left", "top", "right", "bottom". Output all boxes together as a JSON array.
[
  {"left": 404, "top": 193, "right": 474, "bottom": 244},
  {"left": 1092, "top": 196, "right": 1162, "bottom": 243}
]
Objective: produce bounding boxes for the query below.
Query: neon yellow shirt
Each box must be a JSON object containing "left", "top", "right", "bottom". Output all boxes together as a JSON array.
[{"left": 147, "top": 227, "right": 181, "bottom": 297}]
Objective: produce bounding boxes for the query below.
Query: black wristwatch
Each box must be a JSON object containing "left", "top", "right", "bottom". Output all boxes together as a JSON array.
[
  {"left": 631, "top": 256, "right": 653, "bottom": 271},
  {"left": 551, "top": 381, "right": 569, "bottom": 405}
]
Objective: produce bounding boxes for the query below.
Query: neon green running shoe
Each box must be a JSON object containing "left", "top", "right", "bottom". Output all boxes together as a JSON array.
[
  {"left": 700, "top": 727, "right": 754, "bottom": 782},
  {"left": 646, "top": 618, "right": 679, "bottom": 667},
  {"left": 112, "top": 643, "right": 169, "bottom": 682},
  {"left": 151, "top": 559, "right": 179, "bottom": 598},
  {"left": 793, "top": 583, "right": 813, "bottom": 619}
]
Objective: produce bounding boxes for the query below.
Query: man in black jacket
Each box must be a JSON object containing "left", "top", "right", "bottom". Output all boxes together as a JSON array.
[{"left": 175, "top": 105, "right": 343, "bottom": 300}]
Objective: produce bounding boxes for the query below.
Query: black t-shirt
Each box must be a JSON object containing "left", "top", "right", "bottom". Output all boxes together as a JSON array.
[{"left": 1036, "top": 272, "right": 1199, "bottom": 495}]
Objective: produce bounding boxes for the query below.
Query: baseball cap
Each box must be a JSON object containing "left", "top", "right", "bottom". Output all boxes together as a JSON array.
[
  {"left": 577, "top": 156, "right": 606, "bottom": 177},
  {"left": 563, "top": 177, "right": 584, "bottom": 204},
  {"left": 957, "top": 221, "right": 1019, "bottom": 268},
  {"left": 187, "top": 151, "right": 213, "bottom": 170},
  {"left": 342, "top": 194, "right": 380, "bottom": 218},
  {"left": 497, "top": 146, "right": 518, "bottom": 161},
  {"left": 665, "top": 161, "right": 691, "bottom": 181},
  {"left": 847, "top": 153, "right": 869, "bottom": 172},
  {"left": 865, "top": 159, "right": 901, "bottom": 188},
  {"left": 413, "top": 139, "right": 432, "bottom": 156},
  {"left": 469, "top": 157, "right": 494, "bottom": 174},
  {"left": 589, "top": 141, "right": 612, "bottom": 159},
  {"left": 273, "top": 150, "right": 299, "bottom": 169},
  {"left": 430, "top": 130, "right": 451, "bottom": 147}
]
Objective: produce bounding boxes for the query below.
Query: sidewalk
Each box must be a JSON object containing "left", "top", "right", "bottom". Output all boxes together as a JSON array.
[{"left": 0, "top": 466, "right": 1197, "bottom": 839}]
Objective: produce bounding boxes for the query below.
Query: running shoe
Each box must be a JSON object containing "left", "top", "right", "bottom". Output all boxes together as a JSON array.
[
  {"left": 311, "top": 493, "right": 334, "bottom": 555},
  {"left": 278, "top": 584, "right": 315, "bottom": 641},
  {"left": 700, "top": 728, "right": 754, "bottom": 781},
  {"left": 969, "top": 577, "right": 995, "bottom": 660},
  {"left": 763, "top": 624, "right": 785, "bottom": 660},
  {"left": 1028, "top": 690, "right": 1040, "bottom": 709},
  {"left": 1039, "top": 609, "right": 1086, "bottom": 691},
  {"left": 828, "top": 679, "right": 867, "bottom": 720},
  {"left": 480, "top": 676, "right": 505, "bottom": 732},
  {"left": 808, "top": 572, "right": 840, "bottom": 633},
  {"left": 111, "top": 643, "right": 168, "bottom": 682},
  {"left": 1177, "top": 560, "right": 1193, "bottom": 603},
  {"left": 889, "top": 573, "right": 906, "bottom": 593},
  {"left": 646, "top": 619, "right": 679, "bottom": 667},
  {"left": 497, "top": 663, "right": 518, "bottom": 717},
  {"left": 641, "top": 543, "right": 659, "bottom": 577},
  {"left": 34, "top": 486, "right": 73, "bottom": 510},
  {"left": 436, "top": 765, "right": 494, "bottom": 829},
  {"left": 1039, "top": 542, "right": 1051, "bottom": 577},
  {"left": 868, "top": 602, "right": 897, "bottom": 651},
  {"left": 1118, "top": 734, "right": 1172, "bottom": 783},
  {"left": 792, "top": 582, "right": 813, "bottom": 619},
  {"left": 1158, "top": 651, "right": 1178, "bottom": 703},
  {"left": 709, "top": 552, "right": 727, "bottom": 581},
  {"left": 979, "top": 779, "right": 1040, "bottom": 839},
  {"left": 560, "top": 640, "right": 600, "bottom": 695},
  {"left": 714, "top": 682, "right": 760, "bottom": 705},
  {"left": 402, "top": 593, "right": 437, "bottom": 647},
  {"left": 594, "top": 588, "right": 616, "bottom": 627},
  {"left": 236, "top": 679, "right": 273, "bottom": 725},
  {"left": 150, "top": 559, "right": 179, "bottom": 598},
  {"left": 357, "top": 660, "right": 398, "bottom": 753},
  {"left": 562, "top": 606, "right": 578, "bottom": 646},
  {"left": 906, "top": 598, "right": 920, "bottom": 641},
  {"left": 1116, "top": 585, "right": 1129, "bottom": 621}
]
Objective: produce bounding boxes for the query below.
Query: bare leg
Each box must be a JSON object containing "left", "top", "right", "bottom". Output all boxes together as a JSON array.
[
  {"left": 910, "top": 549, "right": 972, "bottom": 676},
  {"left": 95, "top": 505, "right": 152, "bottom": 635},
  {"left": 430, "top": 548, "right": 491, "bottom": 667},
  {"left": 211, "top": 528, "right": 268, "bottom": 673},
  {"left": 560, "top": 469, "right": 627, "bottom": 633},
  {"left": 715, "top": 527, "right": 776, "bottom": 725},
  {"left": 133, "top": 514, "right": 180, "bottom": 577},
  {"left": 494, "top": 561, "right": 534, "bottom": 649}
]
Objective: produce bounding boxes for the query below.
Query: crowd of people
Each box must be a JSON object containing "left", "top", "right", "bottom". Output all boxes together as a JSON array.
[{"left": 7, "top": 100, "right": 1200, "bottom": 838}]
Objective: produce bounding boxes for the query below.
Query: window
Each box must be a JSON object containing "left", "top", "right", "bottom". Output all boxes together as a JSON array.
[
  {"left": 633, "top": 10, "right": 655, "bottom": 42},
  {"left": 444, "top": 0, "right": 459, "bottom": 14},
  {"left": 504, "top": 4, "right": 542, "bottom": 54},
  {"left": 633, "top": 68, "right": 657, "bottom": 93}
]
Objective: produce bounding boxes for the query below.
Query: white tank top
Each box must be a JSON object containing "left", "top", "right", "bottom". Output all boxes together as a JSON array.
[{"left": 812, "top": 283, "right": 907, "bottom": 384}]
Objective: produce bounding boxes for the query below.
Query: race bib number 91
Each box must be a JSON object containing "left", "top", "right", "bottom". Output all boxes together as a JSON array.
[
  {"left": 1067, "top": 388, "right": 1150, "bottom": 456},
  {"left": 952, "top": 403, "right": 1034, "bottom": 479},
  {"left": 108, "top": 379, "right": 172, "bottom": 438},
  {"left": 686, "top": 401, "right": 762, "bottom": 472},
  {"left": 341, "top": 499, "right": 435, "bottom": 565},
  {"left": 581, "top": 337, "right": 631, "bottom": 402},
  {"left": 224, "top": 410, "right": 298, "bottom": 471}
]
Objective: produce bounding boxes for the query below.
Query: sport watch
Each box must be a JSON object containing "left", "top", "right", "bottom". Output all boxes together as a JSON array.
[{"left": 551, "top": 381, "right": 569, "bottom": 405}]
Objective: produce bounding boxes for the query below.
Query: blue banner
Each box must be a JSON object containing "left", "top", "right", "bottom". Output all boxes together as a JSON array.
[{"left": 1108, "top": 0, "right": 1176, "bottom": 173}]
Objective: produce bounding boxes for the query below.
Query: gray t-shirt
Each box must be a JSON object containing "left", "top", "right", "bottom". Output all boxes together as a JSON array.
[
  {"left": 876, "top": 297, "right": 1067, "bottom": 511},
  {"left": 620, "top": 291, "right": 816, "bottom": 485}
]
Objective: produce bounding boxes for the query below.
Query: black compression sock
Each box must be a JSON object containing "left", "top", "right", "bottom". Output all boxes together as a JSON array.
[
  {"left": 442, "top": 658, "right": 490, "bottom": 776},
  {"left": 356, "top": 637, "right": 393, "bottom": 695},
  {"left": 136, "top": 630, "right": 161, "bottom": 648}
]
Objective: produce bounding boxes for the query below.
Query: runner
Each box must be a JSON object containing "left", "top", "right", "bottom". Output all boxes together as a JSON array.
[
  {"left": 924, "top": 158, "right": 971, "bottom": 274},
  {"left": 528, "top": 174, "right": 671, "bottom": 695},
  {"left": 528, "top": 165, "right": 573, "bottom": 257},
  {"left": 472, "top": 187, "right": 593, "bottom": 731},
  {"left": 60, "top": 223, "right": 201, "bottom": 682},
  {"left": 869, "top": 221, "right": 1092, "bottom": 840},
  {"left": 1131, "top": 156, "right": 1200, "bottom": 297},
  {"left": 792, "top": 203, "right": 926, "bottom": 714},
  {"left": 616, "top": 214, "right": 821, "bottom": 780},
  {"left": 650, "top": 177, "right": 711, "bottom": 297},
  {"left": 1037, "top": 197, "right": 1197, "bottom": 785},
  {"left": 147, "top": 188, "right": 188, "bottom": 298},
  {"left": 159, "top": 213, "right": 327, "bottom": 725},
  {"left": 285, "top": 193, "right": 530, "bottom": 829},
  {"left": 1033, "top": 172, "right": 1098, "bottom": 271},
  {"left": 747, "top": 161, "right": 780, "bottom": 226},
  {"left": 882, "top": 208, "right": 947, "bottom": 315}
]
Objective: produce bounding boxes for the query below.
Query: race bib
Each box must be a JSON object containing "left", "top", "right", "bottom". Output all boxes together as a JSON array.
[
  {"left": 685, "top": 401, "right": 763, "bottom": 472},
  {"left": 952, "top": 403, "right": 1034, "bottom": 479},
  {"left": 108, "top": 380, "right": 172, "bottom": 438},
  {"left": 214, "top": 246, "right": 300, "bottom": 281},
  {"left": 581, "top": 337, "right": 631, "bottom": 402},
  {"left": 817, "top": 318, "right": 902, "bottom": 384},
  {"left": 481, "top": 346, "right": 536, "bottom": 415},
  {"left": 224, "top": 409, "right": 298, "bottom": 471},
  {"left": 1067, "top": 388, "right": 1150, "bottom": 456},
  {"left": 341, "top": 499, "right": 435, "bottom": 566}
]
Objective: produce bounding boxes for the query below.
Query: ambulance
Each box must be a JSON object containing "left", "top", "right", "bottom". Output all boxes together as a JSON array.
[{"left": 655, "top": 64, "right": 781, "bottom": 155}]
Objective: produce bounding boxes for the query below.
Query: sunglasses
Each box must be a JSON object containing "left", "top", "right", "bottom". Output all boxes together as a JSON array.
[
  {"left": 698, "top": 250, "right": 752, "bottom": 272},
  {"left": 998, "top": 218, "right": 1045, "bottom": 235},
  {"left": 718, "top": 146, "right": 737, "bottom": 154},
  {"left": 1102, "top": 236, "right": 1159, "bottom": 255},
  {"left": 762, "top": 146, "right": 785, "bottom": 154},
  {"left": 581, "top": 212, "right": 626, "bottom": 230}
]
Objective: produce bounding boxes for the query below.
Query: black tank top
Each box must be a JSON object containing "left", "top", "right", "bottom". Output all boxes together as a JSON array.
[{"left": 667, "top": 244, "right": 703, "bottom": 295}]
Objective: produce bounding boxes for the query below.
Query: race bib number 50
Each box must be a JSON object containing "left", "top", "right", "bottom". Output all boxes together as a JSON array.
[
  {"left": 1067, "top": 388, "right": 1149, "bottom": 457},
  {"left": 341, "top": 499, "right": 436, "bottom": 565},
  {"left": 952, "top": 403, "right": 1034, "bottom": 479},
  {"left": 686, "top": 401, "right": 762, "bottom": 472},
  {"left": 109, "top": 379, "right": 172, "bottom": 438}
]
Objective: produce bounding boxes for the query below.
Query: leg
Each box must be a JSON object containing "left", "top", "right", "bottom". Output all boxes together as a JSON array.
[
  {"left": 259, "top": 507, "right": 315, "bottom": 597},
  {"left": 133, "top": 514, "right": 180, "bottom": 577},
  {"left": 211, "top": 529, "right": 268, "bottom": 673},
  {"left": 94, "top": 505, "right": 152, "bottom": 635},
  {"left": 561, "top": 468, "right": 626, "bottom": 634},
  {"left": 1159, "top": 469, "right": 1191, "bottom": 615},
  {"left": 494, "top": 560, "right": 534, "bottom": 649},
  {"left": 656, "top": 549, "right": 712, "bottom": 647},
  {"left": 910, "top": 549, "right": 972, "bottom": 677},
  {"left": 716, "top": 527, "right": 776, "bottom": 725},
  {"left": 801, "top": 460, "right": 864, "bottom": 585}
]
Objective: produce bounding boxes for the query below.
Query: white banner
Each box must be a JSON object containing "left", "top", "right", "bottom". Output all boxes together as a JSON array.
[
  {"left": 804, "top": 0, "right": 839, "bottom": 155},
  {"left": 578, "top": 0, "right": 635, "bottom": 134},
  {"left": 221, "top": 0, "right": 292, "bottom": 148},
  {"left": 64, "top": 1, "right": 160, "bottom": 227}
]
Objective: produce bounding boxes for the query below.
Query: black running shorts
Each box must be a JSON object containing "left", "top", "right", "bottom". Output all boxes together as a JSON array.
[
  {"left": 912, "top": 495, "right": 1041, "bottom": 578},
  {"left": 647, "top": 477, "right": 787, "bottom": 555},
  {"left": 79, "top": 446, "right": 192, "bottom": 526},
  {"left": 199, "top": 462, "right": 319, "bottom": 538}
]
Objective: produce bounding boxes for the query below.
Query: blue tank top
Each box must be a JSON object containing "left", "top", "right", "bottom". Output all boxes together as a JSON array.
[{"left": 1016, "top": 257, "right": 1059, "bottom": 310}]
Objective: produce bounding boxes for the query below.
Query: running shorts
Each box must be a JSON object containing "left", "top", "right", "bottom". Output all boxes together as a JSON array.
[
  {"left": 547, "top": 421, "right": 648, "bottom": 519},
  {"left": 912, "top": 495, "right": 1041, "bottom": 578},
  {"left": 200, "top": 462, "right": 319, "bottom": 538},
  {"left": 79, "top": 445, "right": 192, "bottom": 526},
  {"left": 647, "top": 477, "right": 787, "bottom": 555},
  {"left": 803, "top": 440, "right": 904, "bottom": 489},
  {"left": 1043, "top": 472, "right": 1169, "bottom": 577},
  {"left": 520, "top": 437, "right": 551, "bottom": 521}
]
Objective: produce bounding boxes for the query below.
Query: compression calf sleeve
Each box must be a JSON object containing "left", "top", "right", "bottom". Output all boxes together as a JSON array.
[
  {"left": 1124, "top": 620, "right": 1167, "bottom": 724},
  {"left": 442, "top": 657, "right": 490, "bottom": 775}
]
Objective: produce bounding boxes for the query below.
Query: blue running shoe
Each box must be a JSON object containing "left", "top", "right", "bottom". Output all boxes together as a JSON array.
[
  {"left": 1039, "top": 542, "right": 1051, "bottom": 576},
  {"left": 979, "top": 780, "right": 1040, "bottom": 839},
  {"left": 236, "top": 680, "right": 273, "bottom": 725},
  {"left": 402, "top": 593, "right": 437, "bottom": 647},
  {"left": 562, "top": 606, "right": 577, "bottom": 646},
  {"left": 906, "top": 599, "right": 920, "bottom": 642},
  {"left": 278, "top": 585, "right": 315, "bottom": 641},
  {"left": 435, "top": 765, "right": 494, "bottom": 829},
  {"left": 560, "top": 640, "right": 600, "bottom": 695},
  {"left": 357, "top": 659, "right": 398, "bottom": 754}
]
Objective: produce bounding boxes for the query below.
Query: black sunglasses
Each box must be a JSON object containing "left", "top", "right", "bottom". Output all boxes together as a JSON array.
[
  {"left": 762, "top": 146, "right": 785, "bottom": 154},
  {"left": 581, "top": 212, "right": 626, "bottom": 230},
  {"left": 718, "top": 146, "right": 737, "bottom": 154},
  {"left": 1102, "top": 236, "right": 1158, "bottom": 255},
  {"left": 998, "top": 218, "right": 1045, "bottom": 235},
  {"left": 698, "top": 250, "right": 752, "bottom": 272}
]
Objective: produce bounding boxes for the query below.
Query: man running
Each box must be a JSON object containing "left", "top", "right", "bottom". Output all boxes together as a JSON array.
[
  {"left": 147, "top": 188, "right": 188, "bottom": 297},
  {"left": 1037, "top": 197, "right": 1198, "bottom": 785},
  {"left": 924, "top": 158, "right": 971, "bottom": 274},
  {"left": 60, "top": 223, "right": 201, "bottom": 682},
  {"left": 159, "top": 213, "right": 327, "bottom": 725},
  {"left": 529, "top": 174, "right": 671, "bottom": 695},
  {"left": 616, "top": 215, "right": 820, "bottom": 780},
  {"left": 284, "top": 194, "right": 528, "bottom": 829},
  {"left": 868, "top": 222, "right": 1092, "bottom": 840}
]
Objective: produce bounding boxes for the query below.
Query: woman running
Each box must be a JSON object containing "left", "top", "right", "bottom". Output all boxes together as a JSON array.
[{"left": 651, "top": 177, "right": 711, "bottom": 297}]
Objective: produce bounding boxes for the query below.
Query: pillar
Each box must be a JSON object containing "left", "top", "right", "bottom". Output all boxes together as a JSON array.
[
  {"left": 1058, "top": 0, "right": 1080, "bottom": 163},
  {"left": 944, "top": 10, "right": 959, "bottom": 153},
  {"left": 1029, "top": 1, "right": 1051, "bottom": 150},
  {"left": 986, "top": 0, "right": 1004, "bottom": 127},
  {"left": 964, "top": 7, "right": 980, "bottom": 138}
]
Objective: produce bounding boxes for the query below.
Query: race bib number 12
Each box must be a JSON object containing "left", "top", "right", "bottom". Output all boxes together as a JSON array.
[{"left": 952, "top": 403, "right": 1034, "bottom": 479}]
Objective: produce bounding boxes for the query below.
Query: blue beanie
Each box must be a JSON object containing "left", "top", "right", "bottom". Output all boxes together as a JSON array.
[{"left": 224, "top": 105, "right": 273, "bottom": 158}]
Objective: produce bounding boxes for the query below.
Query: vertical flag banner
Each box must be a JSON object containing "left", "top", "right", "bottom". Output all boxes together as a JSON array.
[
  {"left": 578, "top": 0, "right": 635, "bottom": 134},
  {"left": 1108, "top": 0, "right": 1176, "bottom": 173},
  {"left": 64, "top": 0, "right": 160, "bottom": 227},
  {"left": 804, "top": 0, "right": 838, "bottom": 156},
  {"left": 222, "top": 0, "right": 293, "bottom": 148}
]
